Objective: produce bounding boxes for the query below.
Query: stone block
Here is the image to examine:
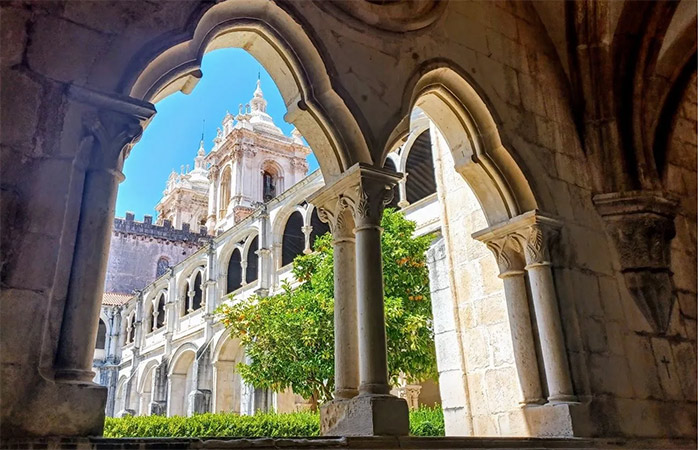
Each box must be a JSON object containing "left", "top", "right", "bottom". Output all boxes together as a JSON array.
[
  {"left": 650, "top": 338, "right": 684, "bottom": 401},
  {"left": 474, "top": 293, "right": 507, "bottom": 326},
  {"left": 623, "top": 334, "right": 663, "bottom": 399},
  {"left": 466, "top": 372, "right": 488, "bottom": 416},
  {"left": 522, "top": 403, "right": 575, "bottom": 437},
  {"left": 472, "top": 414, "right": 499, "bottom": 435},
  {"left": 1, "top": 6, "right": 29, "bottom": 67},
  {"left": 464, "top": 328, "right": 490, "bottom": 370},
  {"left": 442, "top": 406, "right": 472, "bottom": 436},
  {"left": 320, "top": 395, "right": 409, "bottom": 436},
  {"left": 438, "top": 369, "right": 468, "bottom": 409},
  {"left": 0, "top": 69, "right": 42, "bottom": 147},
  {"left": 434, "top": 330, "right": 463, "bottom": 372},
  {"left": 27, "top": 16, "right": 108, "bottom": 84},
  {"left": 487, "top": 322, "right": 514, "bottom": 366},
  {"left": 484, "top": 366, "right": 519, "bottom": 413},
  {"left": 430, "top": 291, "right": 456, "bottom": 333},
  {"left": 671, "top": 341, "right": 697, "bottom": 400}
]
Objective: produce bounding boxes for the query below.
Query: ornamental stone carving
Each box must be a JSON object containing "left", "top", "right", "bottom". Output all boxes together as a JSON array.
[{"left": 593, "top": 191, "right": 679, "bottom": 333}]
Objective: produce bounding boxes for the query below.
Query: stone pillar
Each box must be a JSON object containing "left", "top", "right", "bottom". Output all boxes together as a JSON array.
[
  {"left": 108, "top": 308, "right": 121, "bottom": 362},
  {"left": 397, "top": 176, "right": 409, "bottom": 209},
  {"left": 316, "top": 206, "right": 359, "bottom": 400},
  {"left": 187, "top": 290, "right": 195, "bottom": 314},
  {"left": 207, "top": 165, "right": 219, "bottom": 233},
  {"left": 148, "top": 361, "right": 168, "bottom": 415},
  {"left": 484, "top": 236, "right": 544, "bottom": 405},
  {"left": 302, "top": 225, "right": 314, "bottom": 254},
  {"left": 54, "top": 89, "right": 154, "bottom": 384},
  {"left": 519, "top": 223, "right": 576, "bottom": 403},
  {"left": 255, "top": 207, "right": 272, "bottom": 297},
  {"left": 310, "top": 163, "right": 407, "bottom": 436}
]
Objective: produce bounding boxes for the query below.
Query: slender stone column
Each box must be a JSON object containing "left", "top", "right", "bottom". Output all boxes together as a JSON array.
[
  {"left": 520, "top": 224, "right": 576, "bottom": 403},
  {"left": 397, "top": 176, "right": 409, "bottom": 209},
  {"left": 55, "top": 91, "right": 154, "bottom": 382},
  {"left": 317, "top": 206, "right": 359, "bottom": 399},
  {"left": 302, "top": 225, "right": 314, "bottom": 254},
  {"left": 311, "top": 163, "right": 407, "bottom": 436},
  {"left": 353, "top": 187, "right": 392, "bottom": 396},
  {"left": 207, "top": 165, "right": 219, "bottom": 233},
  {"left": 485, "top": 236, "right": 544, "bottom": 406}
]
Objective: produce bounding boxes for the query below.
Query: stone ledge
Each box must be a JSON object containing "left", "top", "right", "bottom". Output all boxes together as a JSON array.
[{"left": 0, "top": 437, "right": 695, "bottom": 450}]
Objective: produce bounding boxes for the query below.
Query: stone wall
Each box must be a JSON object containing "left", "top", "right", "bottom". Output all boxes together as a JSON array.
[{"left": 105, "top": 214, "right": 208, "bottom": 294}]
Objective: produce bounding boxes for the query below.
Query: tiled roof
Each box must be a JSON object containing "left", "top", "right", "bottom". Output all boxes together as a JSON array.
[{"left": 102, "top": 292, "right": 133, "bottom": 306}]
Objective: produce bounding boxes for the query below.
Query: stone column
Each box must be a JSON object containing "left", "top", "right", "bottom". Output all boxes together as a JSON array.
[
  {"left": 519, "top": 223, "right": 576, "bottom": 403},
  {"left": 255, "top": 207, "right": 272, "bottom": 297},
  {"left": 397, "top": 176, "right": 409, "bottom": 209},
  {"left": 187, "top": 290, "right": 195, "bottom": 314},
  {"left": 207, "top": 165, "right": 219, "bottom": 233},
  {"left": 302, "top": 225, "right": 313, "bottom": 254},
  {"left": 316, "top": 206, "right": 359, "bottom": 399},
  {"left": 54, "top": 94, "right": 153, "bottom": 383},
  {"left": 353, "top": 185, "right": 392, "bottom": 397},
  {"left": 484, "top": 236, "right": 544, "bottom": 405},
  {"left": 310, "top": 163, "right": 407, "bottom": 436}
]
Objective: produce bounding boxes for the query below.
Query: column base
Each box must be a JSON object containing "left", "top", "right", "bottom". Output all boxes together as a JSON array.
[{"left": 320, "top": 395, "right": 409, "bottom": 436}]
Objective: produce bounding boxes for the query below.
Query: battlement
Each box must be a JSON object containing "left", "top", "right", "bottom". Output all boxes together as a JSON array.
[{"left": 113, "top": 212, "right": 210, "bottom": 244}]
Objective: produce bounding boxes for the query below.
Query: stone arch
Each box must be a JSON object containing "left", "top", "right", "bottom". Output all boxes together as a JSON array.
[
  {"left": 167, "top": 343, "right": 198, "bottom": 417},
  {"left": 115, "top": 375, "right": 128, "bottom": 415},
  {"left": 155, "top": 255, "right": 170, "bottom": 278},
  {"left": 403, "top": 129, "right": 437, "bottom": 204},
  {"left": 281, "top": 211, "right": 305, "bottom": 267},
  {"left": 226, "top": 248, "right": 243, "bottom": 294},
  {"left": 244, "top": 235, "right": 259, "bottom": 284},
  {"left": 137, "top": 359, "right": 160, "bottom": 416},
  {"left": 127, "top": 0, "right": 372, "bottom": 178},
  {"left": 95, "top": 318, "right": 107, "bottom": 351},
  {"left": 406, "top": 67, "right": 538, "bottom": 225},
  {"left": 261, "top": 159, "right": 285, "bottom": 201},
  {"left": 154, "top": 292, "right": 167, "bottom": 330},
  {"left": 211, "top": 332, "right": 245, "bottom": 413}
]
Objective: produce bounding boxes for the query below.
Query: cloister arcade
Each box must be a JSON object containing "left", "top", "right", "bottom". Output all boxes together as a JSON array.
[{"left": 1, "top": 0, "right": 695, "bottom": 446}]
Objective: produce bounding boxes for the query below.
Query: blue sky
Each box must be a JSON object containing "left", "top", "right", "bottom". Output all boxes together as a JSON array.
[{"left": 116, "top": 48, "right": 319, "bottom": 220}]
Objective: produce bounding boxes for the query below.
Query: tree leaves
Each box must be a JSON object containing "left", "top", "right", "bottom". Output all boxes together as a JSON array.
[{"left": 217, "top": 209, "right": 437, "bottom": 406}]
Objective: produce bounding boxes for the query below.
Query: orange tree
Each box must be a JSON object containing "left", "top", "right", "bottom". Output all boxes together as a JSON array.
[{"left": 217, "top": 209, "right": 436, "bottom": 410}]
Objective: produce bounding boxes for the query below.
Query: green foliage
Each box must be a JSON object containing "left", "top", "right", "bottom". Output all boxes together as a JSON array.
[
  {"left": 103, "top": 407, "right": 444, "bottom": 438},
  {"left": 103, "top": 411, "right": 320, "bottom": 438},
  {"left": 409, "top": 405, "right": 445, "bottom": 437},
  {"left": 217, "top": 209, "right": 436, "bottom": 407}
]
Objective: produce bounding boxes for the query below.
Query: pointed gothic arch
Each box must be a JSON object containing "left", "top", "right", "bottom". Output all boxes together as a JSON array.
[
  {"left": 127, "top": 0, "right": 372, "bottom": 178},
  {"left": 281, "top": 211, "right": 305, "bottom": 266}
]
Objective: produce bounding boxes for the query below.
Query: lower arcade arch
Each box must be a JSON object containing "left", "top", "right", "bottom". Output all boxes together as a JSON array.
[
  {"left": 167, "top": 347, "right": 197, "bottom": 417},
  {"left": 212, "top": 334, "right": 245, "bottom": 413}
]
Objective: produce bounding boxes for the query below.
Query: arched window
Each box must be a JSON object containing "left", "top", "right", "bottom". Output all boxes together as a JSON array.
[
  {"left": 383, "top": 158, "right": 400, "bottom": 209},
  {"left": 282, "top": 211, "right": 305, "bottom": 266},
  {"left": 155, "top": 294, "right": 166, "bottom": 329},
  {"left": 126, "top": 313, "right": 135, "bottom": 344},
  {"left": 155, "top": 256, "right": 170, "bottom": 278},
  {"left": 219, "top": 166, "right": 232, "bottom": 218},
  {"left": 405, "top": 130, "right": 436, "bottom": 204},
  {"left": 95, "top": 319, "right": 107, "bottom": 350},
  {"left": 181, "top": 282, "right": 190, "bottom": 316},
  {"left": 192, "top": 272, "right": 203, "bottom": 310},
  {"left": 262, "top": 171, "right": 276, "bottom": 201},
  {"left": 246, "top": 236, "right": 259, "bottom": 284},
  {"left": 146, "top": 301, "right": 155, "bottom": 333},
  {"left": 227, "top": 249, "right": 243, "bottom": 293}
]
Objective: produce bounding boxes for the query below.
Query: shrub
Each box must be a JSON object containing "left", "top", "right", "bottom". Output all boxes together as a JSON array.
[{"left": 103, "top": 406, "right": 444, "bottom": 438}]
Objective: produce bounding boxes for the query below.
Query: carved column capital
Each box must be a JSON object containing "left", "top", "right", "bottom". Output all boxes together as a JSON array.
[
  {"left": 69, "top": 85, "right": 155, "bottom": 173},
  {"left": 309, "top": 163, "right": 401, "bottom": 232},
  {"left": 484, "top": 235, "right": 525, "bottom": 277},
  {"left": 593, "top": 191, "right": 679, "bottom": 333},
  {"left": 473, "top": 210, "right": 561, "bottom": 269}
]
